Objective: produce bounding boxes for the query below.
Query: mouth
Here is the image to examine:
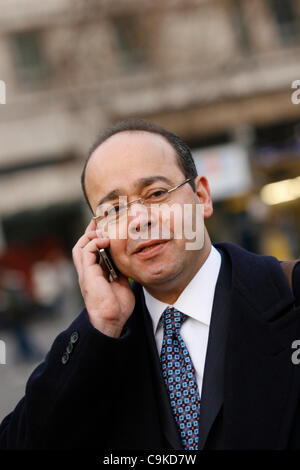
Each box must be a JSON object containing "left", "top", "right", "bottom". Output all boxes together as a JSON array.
[{"left": 133, "top": 240, "right": 169, "bottom": 259}]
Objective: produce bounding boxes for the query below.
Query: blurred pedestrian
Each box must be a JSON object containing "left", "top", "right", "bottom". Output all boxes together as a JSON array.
[
  {"left": 31, "top": 248, "right": 78, "bottom": 319},
  {"left": 0, "top": 269, "right": 43, "bottom": 362}
]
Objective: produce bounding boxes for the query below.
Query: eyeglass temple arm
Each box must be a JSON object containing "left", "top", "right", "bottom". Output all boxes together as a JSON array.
[
  {"left": 167, "top": 178, "right": 192, "bottom": 193},
  {"left": 92, "top": 178, "right": 193, "bottom": 220}
]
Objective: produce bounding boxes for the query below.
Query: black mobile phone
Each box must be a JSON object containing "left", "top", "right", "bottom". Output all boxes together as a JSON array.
[{"left": 98, "top": 248, "right": 118, "bottom": 282}]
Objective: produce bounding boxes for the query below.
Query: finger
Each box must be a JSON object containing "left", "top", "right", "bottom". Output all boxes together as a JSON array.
[
  {"left": 73, "top": 230, "right": 102, "bottom": 277},
  {"left": 81, "top": 239, "right": 112, "bottom": 287},
  {"left": 72, "top": 232, "right": 93, "bottom": 273},
  {"left": 81, "top": 237, "right": 110, "bottom": 270},
  {"left": 78, "top": 231, "right": 98, "bottom": 251},
  {"left": 84, "top": 230, "right": 98, "bottom": 241}
]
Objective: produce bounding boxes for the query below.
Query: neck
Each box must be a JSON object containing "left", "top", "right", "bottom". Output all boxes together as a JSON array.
[{"left": 145, "top": 230, "right": 212, "bottom": 304}]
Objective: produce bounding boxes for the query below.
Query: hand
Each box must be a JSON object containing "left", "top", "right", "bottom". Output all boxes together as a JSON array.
[{"left": 72, "top": 219, "right": 135, "bottom": 337}]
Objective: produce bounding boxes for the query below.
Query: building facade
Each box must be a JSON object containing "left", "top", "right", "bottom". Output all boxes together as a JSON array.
[{"left": 0, "top": 0, "right": 300, "bottom": 274}]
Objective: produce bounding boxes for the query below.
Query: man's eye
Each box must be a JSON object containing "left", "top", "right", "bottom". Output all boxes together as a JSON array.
[
  {"left": 108, "top": 205, "right": 121, "bottom": 215},
  {"left": 148, "top": 190, "right": 167, "bottom": 199}
]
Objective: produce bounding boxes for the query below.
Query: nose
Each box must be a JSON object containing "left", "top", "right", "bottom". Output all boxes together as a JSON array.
[{"left": 127, "top": 202, "right": 152, "bottom": 235}]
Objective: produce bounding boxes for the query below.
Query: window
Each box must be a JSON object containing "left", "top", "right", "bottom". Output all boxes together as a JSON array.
[
  {"left": 112, "top": 15, "right": 149, "bottom": 70},
  {"left": 270, "top": 0, "right": 300, "bottom": 45},
  {"left": 12, "top": 30, "right": 48, "bottom": 86}
]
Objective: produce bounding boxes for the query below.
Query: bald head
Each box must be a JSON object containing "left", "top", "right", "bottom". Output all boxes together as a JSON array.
[{"left": 81, "top": 119, "right": 197, "bottom": 212}]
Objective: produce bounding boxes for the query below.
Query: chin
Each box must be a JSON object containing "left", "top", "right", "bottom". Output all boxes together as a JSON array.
[{"left": 139, "top": 265, "right": 182, "bottom": 286}]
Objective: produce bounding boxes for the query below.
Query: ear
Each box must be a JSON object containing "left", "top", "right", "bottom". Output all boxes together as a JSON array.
[{"left": 194, "top": 175, "right": 213, "bottom": 218}]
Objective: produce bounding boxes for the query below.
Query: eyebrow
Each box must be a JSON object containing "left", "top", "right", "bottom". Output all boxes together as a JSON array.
[{"left": 96, "top": 175, "right": 173, "bottom": 208}]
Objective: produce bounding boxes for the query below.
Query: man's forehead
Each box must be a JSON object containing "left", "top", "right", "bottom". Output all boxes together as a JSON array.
[
  {"left": 85, "top": 130, "right": 183, "bottom": 209},
  {"left": 87, "top": 130, "right": 178, "bottom": 171}
]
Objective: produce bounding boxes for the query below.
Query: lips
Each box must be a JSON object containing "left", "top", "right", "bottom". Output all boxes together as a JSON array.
[
  {"left": 133, "top": 240, "right": 168, "bottom": 254},
  {"left": 133, "top": 240, "right": 169, "bottom": 259}
]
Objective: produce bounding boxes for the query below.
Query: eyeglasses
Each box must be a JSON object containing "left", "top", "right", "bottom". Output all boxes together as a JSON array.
[{"left": 92, "top": 177, "right": 193, "bottom": 227}]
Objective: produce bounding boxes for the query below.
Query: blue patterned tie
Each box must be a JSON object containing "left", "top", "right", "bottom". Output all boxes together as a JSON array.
[{"left": 159, "top": 307, "right": 200, "bottom": 450}]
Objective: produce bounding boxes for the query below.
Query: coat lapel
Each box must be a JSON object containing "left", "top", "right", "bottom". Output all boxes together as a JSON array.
[
  {"left": 214, "top": 242, "right": 300, "bottom": 449},
  {"left": 197, "top": 247, "right": 232, "bottom": 449}
]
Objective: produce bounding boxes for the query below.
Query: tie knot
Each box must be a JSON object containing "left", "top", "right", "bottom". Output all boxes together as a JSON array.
[{"left": 161, "top": 307, "right": 187, "bottom": 336}]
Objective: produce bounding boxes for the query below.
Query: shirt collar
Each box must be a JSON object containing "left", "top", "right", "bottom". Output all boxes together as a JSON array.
[{"left": 142, "top": 245, "right": 222, "bottom": 334}]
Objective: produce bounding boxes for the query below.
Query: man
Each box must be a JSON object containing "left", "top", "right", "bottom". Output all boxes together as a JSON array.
[{"left": 0, "top": 119, "right": 300, "bottom": 450}]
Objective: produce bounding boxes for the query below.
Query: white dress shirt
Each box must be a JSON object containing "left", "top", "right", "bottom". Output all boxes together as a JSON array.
[{"left": 142, "top": 245, "right": 221, "bottom": 398}]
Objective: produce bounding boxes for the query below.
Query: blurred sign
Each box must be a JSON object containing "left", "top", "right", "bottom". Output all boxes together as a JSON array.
[
  {"left": 0, "top": 80, "right": 5, "bottom": 104},
  {"left": 192, "top": 143, "right": 252, "bottom": 201},
  {"left": 0, "top": 340, "right": 5, "bottom": 365}
]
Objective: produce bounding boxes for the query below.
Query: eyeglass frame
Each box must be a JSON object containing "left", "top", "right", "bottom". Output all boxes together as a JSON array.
[{"left": 92, "top": 177, "right": 194, "bottom": 225}]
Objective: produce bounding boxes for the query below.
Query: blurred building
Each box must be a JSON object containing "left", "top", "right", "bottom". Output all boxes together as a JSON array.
[{"left": 0, "top": 0, "right": 300, "bottom": 273}]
